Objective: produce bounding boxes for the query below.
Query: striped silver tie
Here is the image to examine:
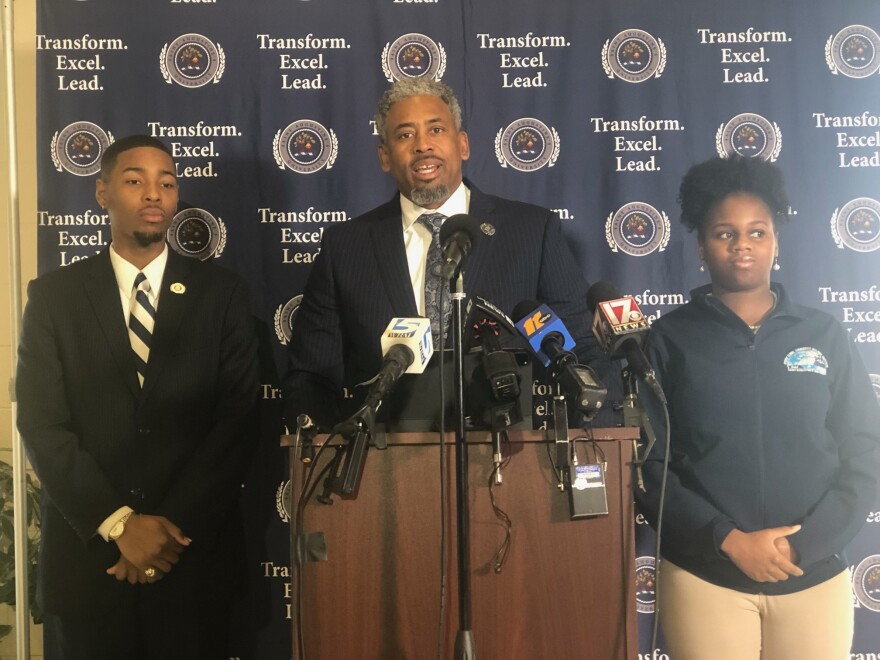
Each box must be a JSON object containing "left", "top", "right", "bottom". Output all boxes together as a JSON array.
[{"left": 129, "top": 272, "right": 155, "bottom": 387}]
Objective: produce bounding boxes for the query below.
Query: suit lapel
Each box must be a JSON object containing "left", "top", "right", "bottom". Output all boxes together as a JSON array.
[
  {"left": 83, "top": 250, "right": 140, "bottom": 397},
  {"left": 369, "top": 199, "right": 419, "bottom": 316},
  {"left": 140, "top": 250, "right": 195, "bottom": 401}
]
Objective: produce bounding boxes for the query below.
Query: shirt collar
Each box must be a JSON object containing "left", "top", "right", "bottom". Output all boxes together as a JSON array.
[
  {"left": 109, "top": 243, "right": 169, "bottom": 299},
  {"left": 692, "top": 282, "right": 803, "bottom": 320},
  {"left": 400, "top": 181, "right": 470, "bottom": 232}
]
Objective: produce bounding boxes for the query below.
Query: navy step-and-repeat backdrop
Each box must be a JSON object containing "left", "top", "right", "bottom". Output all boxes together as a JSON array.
[{"left": 34, "top": 1, "right": 880, "bottom": 658}]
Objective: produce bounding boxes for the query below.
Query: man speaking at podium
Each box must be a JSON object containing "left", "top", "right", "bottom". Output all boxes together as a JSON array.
[{"left": 284, "top": 78, "right": 597, "bottom": 427}]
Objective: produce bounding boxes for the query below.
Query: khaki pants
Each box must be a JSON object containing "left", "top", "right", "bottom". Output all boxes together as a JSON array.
[{"left": 658, "top": 560, "right": 853, "bottom": 660}]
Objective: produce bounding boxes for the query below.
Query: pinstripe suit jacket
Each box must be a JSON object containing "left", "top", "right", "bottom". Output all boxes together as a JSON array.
[
  {"left": 283, "top": 182, "right": 598, "bottom": 427},
  {"left": 15, "top": 247, "right": 259, "bottom": 617}
]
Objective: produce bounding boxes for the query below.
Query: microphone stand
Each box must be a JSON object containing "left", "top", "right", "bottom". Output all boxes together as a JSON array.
[
  {"left": 621, "top": 367, "right": 656, "bottom": 492},
  {"left": 450, "top": 271, "right": 476, "bottom": 660}
]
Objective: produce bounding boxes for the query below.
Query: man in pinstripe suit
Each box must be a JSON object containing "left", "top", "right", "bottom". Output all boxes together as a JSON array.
[
  {"left": 16, "top": 135, "right": 259, "bottom": 659},
  {"left": 284, "top": 79, "right": 597, "bottom": 428}
]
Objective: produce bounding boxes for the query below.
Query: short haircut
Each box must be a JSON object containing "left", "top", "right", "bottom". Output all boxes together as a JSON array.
[
  {"left": 99, "top": 135, "right": 174, "bottom": 180},
  {"left": 678, "top": 156, "right": 791, "bottom": 236},
  {"left": 374, "top": 78, "right": 463, "bottom": 143}
]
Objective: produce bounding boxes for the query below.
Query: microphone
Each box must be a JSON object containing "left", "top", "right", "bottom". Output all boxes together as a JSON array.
[
  {"left": 362, "top": 343, "right": 415, "bottom": 411},
  {"left": 379, "top": 317, "right": 434, "bottom": 374},
  {"left": 586, "top": 281, "right": 666, "bottom": 404},
  {"left": 326, "top": 318, "right": 432, "bottom": 498},
  {"left": 438, "top": 214, "right": 482, "bottom": 279},
  {"left": 513, "top": 300, "right": 605, "bottom": 418},
  {"left": 512, "top": 300, "right": 576, "bottom": 369}
]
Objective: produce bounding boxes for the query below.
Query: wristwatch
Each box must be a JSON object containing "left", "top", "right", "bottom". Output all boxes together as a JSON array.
[{"left": 108, "top": 511, "right": 134, "bottom": 541}]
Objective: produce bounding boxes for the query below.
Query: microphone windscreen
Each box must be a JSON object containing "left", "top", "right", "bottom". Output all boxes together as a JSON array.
[
  {"left": 512, "top": 299, "right": 540, "bottom": 323},
  {"left": 385, "top": 343, "right": 415, "bottom": 369},
  {"left": 586, "top": 280, "right": 623, "bottom": 313},
  {"left": 439, "top": 213, "right": 481, "bottom": 249}
]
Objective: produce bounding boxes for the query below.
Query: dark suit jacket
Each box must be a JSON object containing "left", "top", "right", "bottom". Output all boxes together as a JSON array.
[
  {"left": 283, "top": 182, "right": 598, "bottom": 427},
  {"left": 15, "top": 248, "right": 259, "bottom": 619}
]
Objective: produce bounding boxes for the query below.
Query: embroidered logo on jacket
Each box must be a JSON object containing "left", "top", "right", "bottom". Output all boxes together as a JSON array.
[{"left": 784, "top": 347, "right": 828, "bottom": 375}]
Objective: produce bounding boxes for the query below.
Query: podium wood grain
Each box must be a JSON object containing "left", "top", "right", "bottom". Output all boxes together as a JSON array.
[{"left": 284, "top": 428, "right": 639, "bottom": 660}]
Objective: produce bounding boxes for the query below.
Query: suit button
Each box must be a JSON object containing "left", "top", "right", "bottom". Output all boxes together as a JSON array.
[{"left": 138, "top": 427, "right": 151, "bottom": 435}]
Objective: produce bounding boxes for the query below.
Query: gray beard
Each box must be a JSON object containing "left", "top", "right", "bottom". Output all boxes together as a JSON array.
[
  {"left": 133, "top": 231, "right": 166, "bottom": 248},
  {"left": 409, "top": 184, "right": 450, "bottom": 208}
]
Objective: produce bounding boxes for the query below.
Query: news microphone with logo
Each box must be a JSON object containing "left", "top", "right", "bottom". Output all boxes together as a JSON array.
[
  {"left": 586, "top": 281, "right": 665, "bottom": 404},
  {"left": 512, "top": 300, "right": 576, "bottom": 369},
  {"left": 438, "top": 213, "right": 482, "bottom": 279},
  {"left": 513, "top": 300, "right": 605, "bottom": 417},
  {"left": 380, "top": 317, "right": 434, "bottom": 375}
]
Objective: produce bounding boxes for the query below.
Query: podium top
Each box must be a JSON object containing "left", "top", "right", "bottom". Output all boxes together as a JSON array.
[{"left": 280, "top": 427, "right": 639, "bottom": 447}]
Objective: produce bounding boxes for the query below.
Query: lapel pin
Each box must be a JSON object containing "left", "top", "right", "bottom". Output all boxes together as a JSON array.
[
  {"left": 480, "top": 223, "right": 496, "bottom": 236},
  {"left": 170, "top": 282, "right": 186, "bottom": 294}
]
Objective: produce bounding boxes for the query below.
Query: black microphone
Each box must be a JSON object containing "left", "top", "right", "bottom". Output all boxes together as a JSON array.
[
  {"left": 362, "top": 343, "right": 415, "bottom": 411},
  {"left": 438, "top": 213, "right": 482, "bottom": 279},
  {"left": 586, "top": 281, "right": 666, "bottom": 404}
]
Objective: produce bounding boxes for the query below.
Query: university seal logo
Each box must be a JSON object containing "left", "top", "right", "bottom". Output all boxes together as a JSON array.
[
  {"left": 635, "top": 556, "right": 657, "bottom": 614},
  {"left": 831, "top": 197, "right": 880, "bottom": 253},
  {"left": 274, "top": 120, "right": 338, "bottom": 174},
  {"left": 825, "top": 25, "right": 880, "bottom": 78},
  {"left": 382, "top": 33, "right": 446, "bottom": 82},
  {"left": 160, "top": 34, "right": 225, "bottom": 88},
  {"left": 602, "top": 29, "right": 666, "bottom": 83},
  {"left": 716, "top": 113, "right": 782, "bottom": 162},
  {"left": 275, "top": 480, "right": 291, "bottom": 523},
  {"left": 274, "top": 295, "right": 304, "bottom": 345},
  {"left": 167, "top": 208, "right": 226, "bottom": 260},
  {"left": 605, "top": 202, "right": 670, "bottom": 256},
  {"left": 494, "top": 118, "right": 560, "bottom": 172},
  {"left": 50, "top": 121, "right": 113, "bottom": 176},
  {"left": 853, "top": 555, "right": 880, "bottom": 611}
]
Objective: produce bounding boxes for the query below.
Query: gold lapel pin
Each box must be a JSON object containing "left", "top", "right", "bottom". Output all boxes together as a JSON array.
[{"left": 170, "top": 282, "right": 186, "bottom": 294}]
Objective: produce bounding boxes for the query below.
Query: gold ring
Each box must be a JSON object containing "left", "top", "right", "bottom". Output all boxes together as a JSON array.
[{"left": 144, "top": 567, "right": 157, "bottom": 578}]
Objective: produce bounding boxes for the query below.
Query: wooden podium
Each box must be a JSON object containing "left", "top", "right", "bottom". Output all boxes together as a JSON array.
[{"left": 283, "top": 427, "right": 639, "bottom": 660}]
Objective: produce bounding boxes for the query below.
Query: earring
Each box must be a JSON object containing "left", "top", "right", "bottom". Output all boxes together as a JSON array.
[
  {"left": 699, "top": 262, "right": 705, "bottom": 272},
  {"left": 773, "top": 257, "right": 780, "bottom": 271}
]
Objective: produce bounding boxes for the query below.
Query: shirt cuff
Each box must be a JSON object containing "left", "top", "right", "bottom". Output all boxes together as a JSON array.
[{"left": 97, "top": 506, "right": 135, "bottom": 542}]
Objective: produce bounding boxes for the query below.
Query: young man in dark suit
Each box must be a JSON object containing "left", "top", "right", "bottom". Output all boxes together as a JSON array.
[
  {"left": 16, "top": 135, "right": 259, "bottom": 659},
  {"left": 283, "top": 78, "right": 598, "bottom": 427}
]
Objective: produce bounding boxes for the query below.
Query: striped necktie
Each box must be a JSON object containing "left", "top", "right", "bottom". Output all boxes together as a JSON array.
[
  {"left": 417, "top": 212, "right": 449, "bottom": 345},
  {"left": 129, "top": 272, "right": 155, "bottom": 387}
]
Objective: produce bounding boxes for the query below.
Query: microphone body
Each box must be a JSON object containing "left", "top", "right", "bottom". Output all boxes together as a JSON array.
[
  {"left": 438, "top": 214, "right": 482, "bottom": 279},
  {"left": 362, "top": 343, "right": 415, "bottom": 411},
  {"left": 587, "top": 281, "right": 666, "bottom": 404},
  {"left": 513, "top": 300, "right": 606, "bottom": 418},
  {"left": 513, "top": 302, "right": 576, "bottom": 368}
]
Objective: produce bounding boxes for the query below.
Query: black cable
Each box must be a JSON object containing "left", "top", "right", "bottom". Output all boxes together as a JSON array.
[
  {"left": 650, "top": 403, "right": 672, "bottom": 652},
  {"left": 487, "top": 430, "right": 512, "bottom": 573}
]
